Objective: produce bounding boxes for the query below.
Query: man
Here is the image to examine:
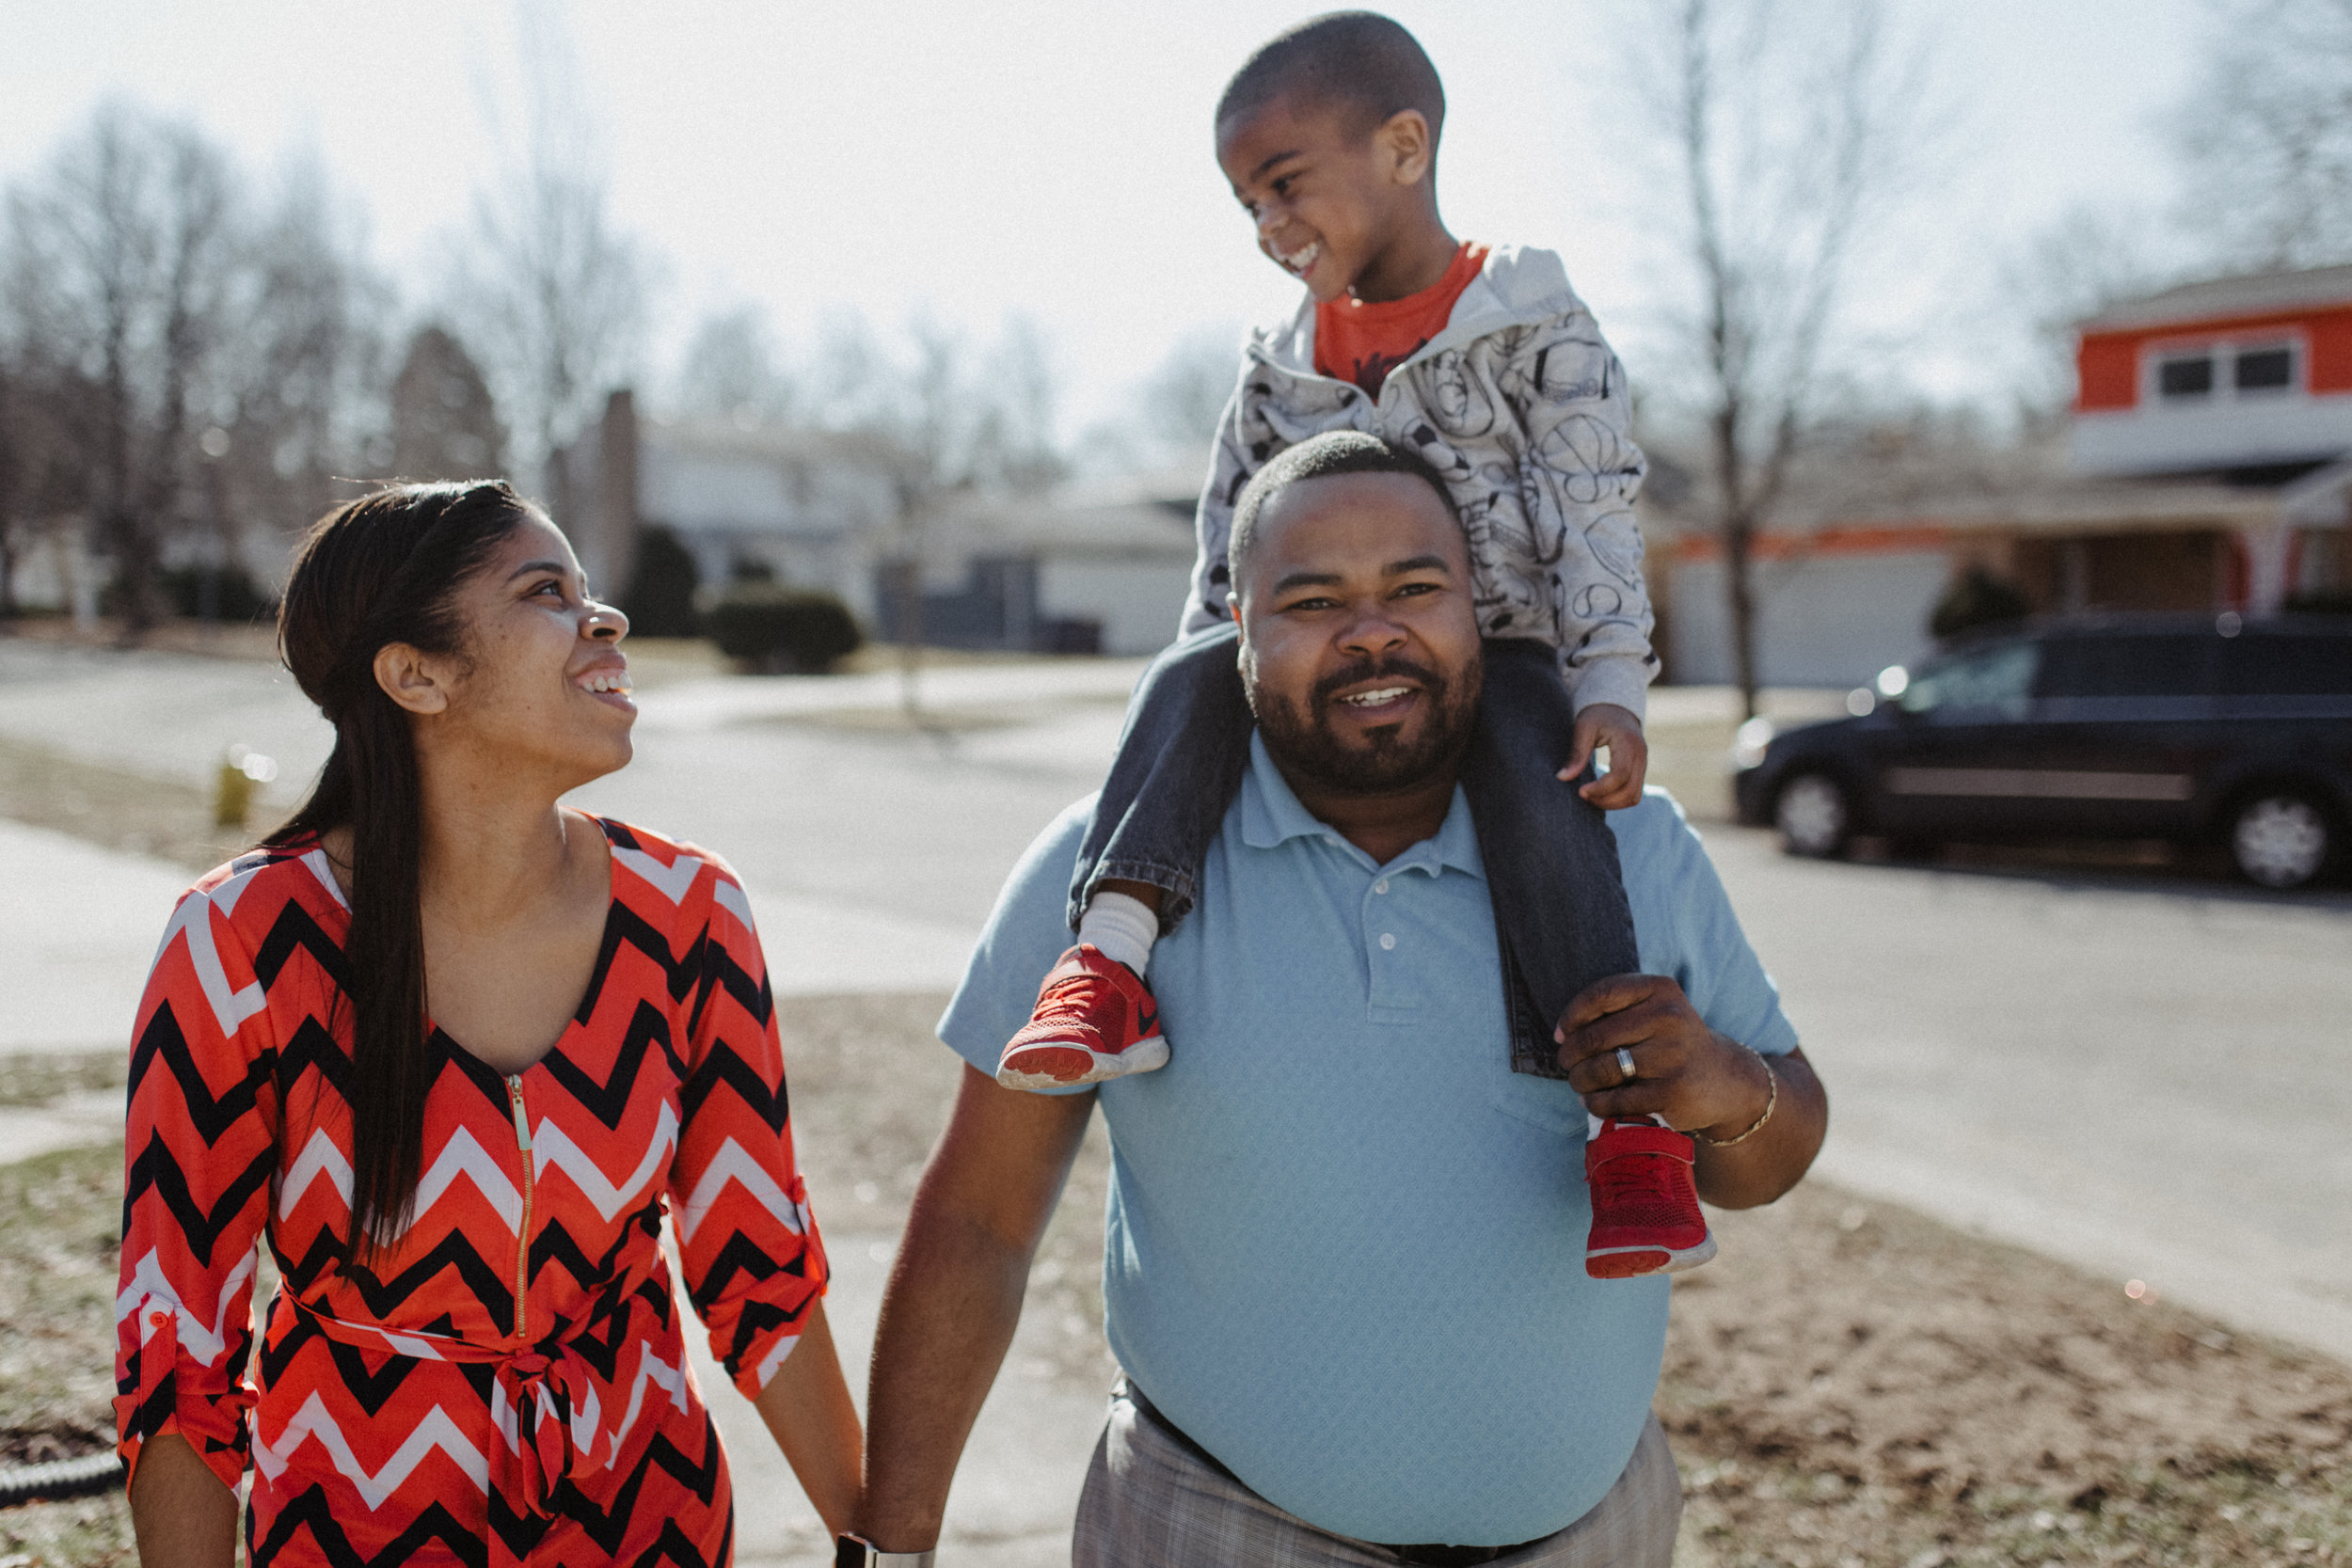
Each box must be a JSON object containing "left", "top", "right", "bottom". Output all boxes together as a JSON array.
[{"left": 848, "top": 433, "right": 1827, "bottom": 1567}]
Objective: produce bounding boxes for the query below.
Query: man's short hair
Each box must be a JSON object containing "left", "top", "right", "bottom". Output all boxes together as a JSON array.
[
  {"left": 1216, "top": 12, "right": 1446, "bottom": 145},
  {"left": 1228, "top": 432, "right": 1462, "bottom": 598}
]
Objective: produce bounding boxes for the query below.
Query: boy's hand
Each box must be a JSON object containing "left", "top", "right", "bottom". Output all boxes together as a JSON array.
[{"left": 1558, "top": 702, "right": 1646, "bottom": 809}]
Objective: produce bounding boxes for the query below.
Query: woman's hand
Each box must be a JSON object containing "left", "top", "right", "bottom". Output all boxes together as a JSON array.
[
  {"left": 750, "top": 1297, "right": 864, "bottom": 1540},
  {"left": 127, "top": 1433, "right": 238, "bottom": 1568}
]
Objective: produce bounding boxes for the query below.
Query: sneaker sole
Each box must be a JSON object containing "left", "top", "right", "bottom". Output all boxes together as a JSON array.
[
  {"left": 1585, "top": 1234, "right": 1717, "bottom": 1279},
  {"left": 996, "top": 1034, "right": 1170, "bottom": 1091}
]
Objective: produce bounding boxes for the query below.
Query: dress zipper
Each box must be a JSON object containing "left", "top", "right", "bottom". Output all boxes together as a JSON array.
[{"left": 506, "top": 1075, "right": 533, "bottom": 1342}]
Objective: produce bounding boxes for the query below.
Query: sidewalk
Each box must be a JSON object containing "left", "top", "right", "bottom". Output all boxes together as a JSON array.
[{"left": 0, "top": 819, "right": 190, "bottom": 1056}]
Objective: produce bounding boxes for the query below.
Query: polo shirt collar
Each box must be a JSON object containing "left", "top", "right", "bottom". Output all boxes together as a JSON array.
[{"left": 1239, "top": 730, "right": 1486, "bottom": 881}]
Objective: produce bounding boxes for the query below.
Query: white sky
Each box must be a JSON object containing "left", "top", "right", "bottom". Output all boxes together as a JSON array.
[{"left": 0, "top": 0, "right": 2208, "bottom": 446}]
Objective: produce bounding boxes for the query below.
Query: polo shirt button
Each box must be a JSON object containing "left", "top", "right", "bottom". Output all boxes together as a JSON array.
[
  {"left": 1379, "top": 932, "right": 1396, "bottom": 950},
  {"left": 1374, "top": 879, "right": 1390, "bottom": 895}
]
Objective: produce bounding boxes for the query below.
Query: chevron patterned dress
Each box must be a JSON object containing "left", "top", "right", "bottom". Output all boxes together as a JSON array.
[{"left": 114, "top": 818, "right": 830, "bottom": 1566}]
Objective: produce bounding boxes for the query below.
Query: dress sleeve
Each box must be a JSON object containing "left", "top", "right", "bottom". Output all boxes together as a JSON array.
[
  {"left": 115, "top": 882, "right": 280, "bottom": 1493},
  {"left": 668, "top": 865, "right": 829, "bottom": 1399}
]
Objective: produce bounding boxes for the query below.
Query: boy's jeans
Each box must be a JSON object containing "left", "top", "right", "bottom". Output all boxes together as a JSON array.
[{"left": 1068, "top": 626, "right": 1640, "bottom": 1079}]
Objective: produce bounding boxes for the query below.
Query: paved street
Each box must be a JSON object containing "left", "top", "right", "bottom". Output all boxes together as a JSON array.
[{"left": 6, "top": 638, "right": 2351, "bottom": 1559}]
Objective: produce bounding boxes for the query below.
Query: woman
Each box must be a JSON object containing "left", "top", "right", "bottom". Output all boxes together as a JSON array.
[{"left": 115, "top": 482, "right": 861, "bottom": 1567}]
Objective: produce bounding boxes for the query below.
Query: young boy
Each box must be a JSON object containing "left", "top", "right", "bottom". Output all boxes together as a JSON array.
[{"left": 995, "top": 12, "right": 1710, "bottom": 1279}]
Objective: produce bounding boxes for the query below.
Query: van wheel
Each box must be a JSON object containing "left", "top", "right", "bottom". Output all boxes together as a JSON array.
[
  {"left": 2230, "top": 792, "right": 2335, "bottom": 889},
  {"left": 1775, "top": 773, "right": 1851, "bottom": 858}
]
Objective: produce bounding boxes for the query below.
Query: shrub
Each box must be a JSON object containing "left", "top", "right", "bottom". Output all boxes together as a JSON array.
[
  {"left": 622, "top": 525, "right": 701, "bottom": 638},
  {"left": 1929, "top": 565, "right": 2033, "bottom": 641},
  {"left": 704, "top": 583, "right": 864, "bottom": 673},
  {"left": 158, "top": 564, "right": 274, "bottom": 623}
]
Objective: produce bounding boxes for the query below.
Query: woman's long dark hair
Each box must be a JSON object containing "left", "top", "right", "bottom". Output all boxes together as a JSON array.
[{"left": 265, "top": 481, "right": 533, "bottom": 1257}]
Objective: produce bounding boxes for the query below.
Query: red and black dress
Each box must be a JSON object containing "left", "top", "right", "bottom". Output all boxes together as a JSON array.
[{"left": 114, "top": 818, "right": 830, "bottom": 1567}]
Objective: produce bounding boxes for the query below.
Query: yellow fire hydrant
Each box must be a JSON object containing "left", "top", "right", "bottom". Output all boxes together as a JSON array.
[{"left": 215, "top": 746, "right": 279, "bottom": 830}]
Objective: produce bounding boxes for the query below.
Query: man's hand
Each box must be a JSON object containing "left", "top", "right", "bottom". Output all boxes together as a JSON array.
[
  {"left": 1557, "top": 702, "right": 1646, "bottom": 810},
  {"left": 1555, "top": 974, "right": 1828, "bottom": 1209},
  {"left": 860, "top": 1067, "right": 1097, "bottom": 1552}
]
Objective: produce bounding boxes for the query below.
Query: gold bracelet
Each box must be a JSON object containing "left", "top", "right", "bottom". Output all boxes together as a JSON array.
[{"left": 1696, "top": 1045, "right": 1778, "bottom": 1148}]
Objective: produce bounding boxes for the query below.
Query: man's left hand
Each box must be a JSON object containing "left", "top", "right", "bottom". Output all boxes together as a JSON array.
[{"left": 1554, "top": 974, "right": 1771, "bottom": 1141}]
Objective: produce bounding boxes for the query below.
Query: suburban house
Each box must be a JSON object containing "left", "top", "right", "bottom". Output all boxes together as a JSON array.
[
  {"left": 869, "top": 477, "right": 1198, "bottom": 657},
  {"left": 552, "top": 392, "right": 1198, "bottom": 656},
  {"left": 1657, "top": 262, "right": 2352, "bottom": 688}
]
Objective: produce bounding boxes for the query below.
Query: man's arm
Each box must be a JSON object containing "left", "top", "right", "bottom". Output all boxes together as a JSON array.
[
  {"left": 858, "top": 1067, "right": 1098, "bottom": 1551},
  {"left": 1555, "top": 974, "right": 1827, "bottom": 1209}
]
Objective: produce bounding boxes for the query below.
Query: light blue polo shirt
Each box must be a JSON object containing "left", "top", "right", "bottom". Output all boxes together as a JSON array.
[{"left": 939, "top": 734, "right": 1799, "bottom": 1545}]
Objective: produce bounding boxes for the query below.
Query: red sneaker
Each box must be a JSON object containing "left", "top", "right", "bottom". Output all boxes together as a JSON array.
[
  {"left": 1584, "top": 1118, "right": 1715, "bottom": 1278},
  {"left": 995, "top": 944, "right": 1170, "bottom": 1090}
]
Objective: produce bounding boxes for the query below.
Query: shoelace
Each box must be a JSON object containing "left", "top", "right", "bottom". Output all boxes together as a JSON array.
[
  {"left": 1593, "top": 1149, "right": 1683, "bottom": 1209},
  {"left": 1029, "top": 971, "right": 1118, "bottom": 1033}
]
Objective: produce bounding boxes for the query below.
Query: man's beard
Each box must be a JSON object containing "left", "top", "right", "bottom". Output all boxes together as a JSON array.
[{"left": 1248, "top": 654, "right": 1482, "bottom": 797}]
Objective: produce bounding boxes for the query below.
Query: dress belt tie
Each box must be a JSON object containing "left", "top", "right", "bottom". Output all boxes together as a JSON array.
[{"left": 281, "top": 1288, "right": 638, "bottom": 1552}]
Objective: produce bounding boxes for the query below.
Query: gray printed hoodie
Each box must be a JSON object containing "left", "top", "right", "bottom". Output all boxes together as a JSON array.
[{"left": 1181, "top": 243, "right": 1657, "bottom": 720}]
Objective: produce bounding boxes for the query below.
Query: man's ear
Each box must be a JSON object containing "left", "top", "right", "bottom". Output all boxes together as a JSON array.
[
  {"left": 1377, "top": 109, "right": 1433, "bottom": 187},
  {"left": 373, "top": 642, "right": 454, "bottom": 717},
  {"left": 1227, "top": 591, "right": 1243, "bottom": 626}
]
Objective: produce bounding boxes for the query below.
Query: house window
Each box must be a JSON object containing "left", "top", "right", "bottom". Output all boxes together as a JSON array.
[
  {"left": 2157, "top": 354, "right": 2215, "bottom": 399},
  {"left": 2233, "top": 343, "right": 2296, "bottom": 391},
  {"left": 2145, "top": 339, "right": 2304, "bottom": 403}
]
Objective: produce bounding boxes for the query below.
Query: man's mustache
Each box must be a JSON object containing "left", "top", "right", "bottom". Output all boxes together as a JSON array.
[{"left": 1312, "top": 657, "right": 1446, "bottom": 708}]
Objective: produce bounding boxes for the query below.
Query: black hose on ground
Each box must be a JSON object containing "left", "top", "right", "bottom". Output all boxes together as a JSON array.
[{"left": 0, "top": 1450, "right": 124, "bottom": 1509}]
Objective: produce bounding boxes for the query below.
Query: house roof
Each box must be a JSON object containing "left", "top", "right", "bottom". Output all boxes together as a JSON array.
[
  {"left": 928, "top": 489, "right": 1195, "bottom": 560},
  {"left": 2077, "top": 263, "right": 2352, "bottom": 332}
]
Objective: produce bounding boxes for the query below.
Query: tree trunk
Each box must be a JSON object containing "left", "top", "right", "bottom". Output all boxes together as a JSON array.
[
  {"left": 1711, "top": 398, "right": 1762, "bottom": 721},
  {"left": 1724, "top": 510, "right": 1760, "bottom": 720}
]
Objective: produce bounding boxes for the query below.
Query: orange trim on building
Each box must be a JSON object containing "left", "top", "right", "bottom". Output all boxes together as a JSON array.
[
  {"left": 1671, "top": 523, "right": 1951, "bottom": 563},
  {"left": 2074, "top": 301, "right": 2352, "bottom": 411}
]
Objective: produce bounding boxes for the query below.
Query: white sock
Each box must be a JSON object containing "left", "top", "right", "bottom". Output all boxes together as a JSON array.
[{"left": 1079, "top": 890, "right": 1159, "bottom": 977}]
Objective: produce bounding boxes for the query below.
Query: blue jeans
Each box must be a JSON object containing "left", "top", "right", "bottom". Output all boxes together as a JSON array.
[{"left": 1068, "top": 627, "right": 1640, "bottom": 1079}]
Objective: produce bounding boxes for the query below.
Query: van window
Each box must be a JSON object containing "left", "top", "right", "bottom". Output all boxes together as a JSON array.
[
  {"left": 2035, "top": 635, "right": 2214, "bottom": 699},
  {"left": 1899, "top": 641, "right": 2039, "bottom": 717},
  {"left": 2221, "top": 633, "right": 2352, "bottom": 696}
]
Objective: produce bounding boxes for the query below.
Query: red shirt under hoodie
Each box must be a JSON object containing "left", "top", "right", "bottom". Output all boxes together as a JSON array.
[{"left": 1313, "top": 241, "right": 1488, "bottom": 399}]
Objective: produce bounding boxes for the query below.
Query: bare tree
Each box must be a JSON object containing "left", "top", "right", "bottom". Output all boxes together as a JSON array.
[
  {"left": 205, "top": 160, "right": 395, "bottom": 579},
  {"left": 0, "top": 359, "right": 46, "bottom": 613},
  {"left": 389, "top": 324, "right": 506, "bottom": 480},
  {"left": 3, "top": 107, "right": 395, "bottom": 628},
  {"left": 675, "top": 303, "right": 794, "bottom": 427},
  {"left": 806, "top": 310, "right": 1070, "bottom": 714},
  {"left": 2175, "top": 0, "right": 2352, "bottom": 272},
  {"left": 974, "top": 314, "right": 1067, "bottom": 494},
  {"left": 1638, "top": 0, "right": 1931, "bottom": 715},
  {"left": 2002, "top": 204, "right": 2182, "bottom": 426},
  {"left": 4, "top": 103, "right": 244, "bottom": 635},
  {"left": 1140, "top": 326, "right": 1242, "bottom": 461},
  {"left": 448, "top": 3, "right": 650, "bottom": 503}
]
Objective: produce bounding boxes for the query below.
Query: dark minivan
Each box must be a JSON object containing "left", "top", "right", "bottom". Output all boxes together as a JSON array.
[{"left": 1731, "top": 614, "right": 2352, "bottom": 888}]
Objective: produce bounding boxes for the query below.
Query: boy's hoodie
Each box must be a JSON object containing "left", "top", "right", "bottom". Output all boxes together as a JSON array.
[{"left": 1181, "top": 244, "right": 1657, "bottom": 721}]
